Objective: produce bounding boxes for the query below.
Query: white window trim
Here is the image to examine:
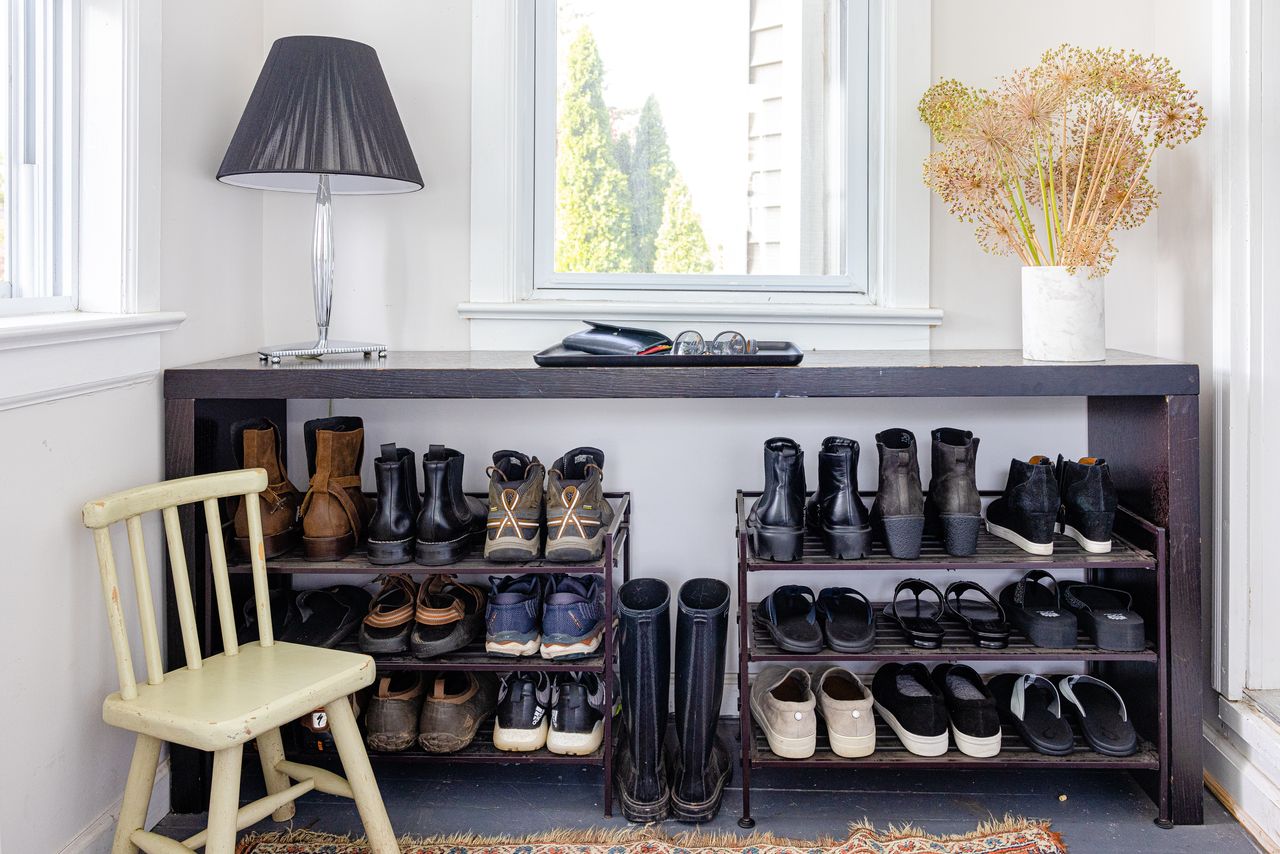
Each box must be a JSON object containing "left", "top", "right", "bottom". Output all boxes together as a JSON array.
[{"left": 463, "top": 0, "right": 939, "bottom": 338}]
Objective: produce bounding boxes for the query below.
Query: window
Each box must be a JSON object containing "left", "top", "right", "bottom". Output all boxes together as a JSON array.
[
  {"left": 0, "top": 0, "right": 76, "bottom": 316},
  {"left": 533, "top": 0, "right": 868, "bottom": 297}
]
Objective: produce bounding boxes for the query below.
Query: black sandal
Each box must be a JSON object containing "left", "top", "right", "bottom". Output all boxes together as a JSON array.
[
  {"left": 944, "top": 581, "right": 1010, "bottom": 649},
  {"left": 817, "top": 587, "right": 875, "bottom": 652},
  {"left": 883, "top": 578, "right": 945, "bottom": 649},
  {"left": 1059, "top": 675, "right": 1138, "bottom": 756},
  {"left": 989, "top": 673, "right": 1074, "bottom": 756},
  {"left": 754, "top": 585, "right": 823, "bottom": 653},
  {"left": 1060, "top": 582, "right": 1146, "bottom": 651},
  {"left": 998, "top": 570, "right": 1078, "bottom": 648}
]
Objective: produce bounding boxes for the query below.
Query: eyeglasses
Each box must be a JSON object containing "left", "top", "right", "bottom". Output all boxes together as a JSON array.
[{"left": 671, "top": 330, "right": 755, "bottom": 356}]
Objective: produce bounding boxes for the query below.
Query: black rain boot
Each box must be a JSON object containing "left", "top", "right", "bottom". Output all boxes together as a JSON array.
[
  {"left": 1055, "top": 454, "right": 1117, "bottom": 553},
  {"left": 986, "top": 456, "right": 1060, "bottom": 555},
  {"left": 414, "top": 445, "right": 487, "bottom": 566},
  {"left": 871, "top": 428, "right": 925, "bottom": 559},
  {"left": 923, "top": 428, "right": 982, "bottom": 556},
  {"left": 367, "top": 444, "right": 421, "bottom": 565},
  {"left": 670, "top": 578, "right": 731, "bottom": 822},
  {"left": 806, "top": 436, "right": 872, "bottom": 559},
  {"left": 614, "top": 578, "right": 671, "bottom": 822},
  {"left": 747, "top": 437, "right": 806, "bottom": 561}
]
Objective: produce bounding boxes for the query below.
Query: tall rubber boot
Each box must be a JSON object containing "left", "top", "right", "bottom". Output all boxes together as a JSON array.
[
  {"left": 614, "top": 578, "right": 671, "bottom": 822},
  {"left": 670, "top": 577, "right": 731, "bottom": 822}
]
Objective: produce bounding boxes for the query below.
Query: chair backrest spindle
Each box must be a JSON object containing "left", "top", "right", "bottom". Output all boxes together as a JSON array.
[
  {"left": 92, "top": 525, "right": 138, "bottom": 700},
  {"left": 125, "top": 515, "right": 165, "bottom": 685},
  {"left": 203, "top": 498, "right": 240, "bottom": 657},
  {"left": 161, "top": 505, "right": 203, "bottom": 670},
  {"left": 243, "top": 494, "right": 275, "bottom": 646}
]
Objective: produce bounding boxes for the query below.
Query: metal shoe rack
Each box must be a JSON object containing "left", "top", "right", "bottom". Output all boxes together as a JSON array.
[
  {"left": 227, "top": 491, "right": 631, "bottom": 817},
  {"left": 733, "top": 490, "right": 1170, "bottom": 829}
]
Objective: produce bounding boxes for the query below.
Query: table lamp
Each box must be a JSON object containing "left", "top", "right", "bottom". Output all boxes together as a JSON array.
[{"left": 217, "top": 36, "right": 423, "bottom": 363}]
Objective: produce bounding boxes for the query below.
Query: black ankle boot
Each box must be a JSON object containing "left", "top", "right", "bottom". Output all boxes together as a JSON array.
[
  {"left": 986, "top": 456, "right": 1060, "bottom": 555},
  {"left": 615, "top": 578, "right": 671, "bottom": 822},
  {"left": 806, "top": 437, "right": 871, "bottom": 558},
  {"left": 871, "top": 428, "right": 925, "bottom": 559},
  {"left": 670, "top": 578, "right": 731, "bottom": 822},
  {"left": 1055, "top": 454, "right": 1117, "bottom": 553},
  {"left": 747, "top": 437, "right": 806, "bottom": 561},
  {"left": 924, "top": 428, "right": 982, "bottom": 556},
  {"left": 367, "top": 444, "right": 420, "bottom": 565},
  {"left": 414, "top": 445, "right": 487, "bottom": 566}
]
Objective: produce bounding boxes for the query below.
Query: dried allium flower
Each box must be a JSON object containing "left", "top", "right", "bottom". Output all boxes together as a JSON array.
[{"left": 918, "top": 79, "right": 984, "bottom": 144}]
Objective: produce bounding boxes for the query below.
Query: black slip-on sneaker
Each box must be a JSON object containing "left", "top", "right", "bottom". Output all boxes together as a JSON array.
[
  {"left": 493, "top": 672, "right": 552, "bottom": 752},
  {"left": 548, "top": 672, "right": 608, "bottom": 755},
  {"left": 871, "top": 662, "right": 948, "bottom": 756},
  {"left": 932, "top": 663, "right": 1001, "bottom": 757}
]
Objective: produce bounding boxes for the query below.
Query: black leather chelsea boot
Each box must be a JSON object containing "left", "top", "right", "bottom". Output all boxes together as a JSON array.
[
  {"left": 871, "top": 428, "right": 926, "bottom": 559},
  {"left": 747, "top": 437, "right": 806, "bottom": 561},
  {"left": 367, "top": 444, "right": 421, "bottom": 565},
  {"left": 414, "top": 445, "right": 487, "bottom": 566},
  {"left": 923, "top": 428, "right": 982, "bottom": 556},
  {"left": 806, "top": 436, "right": 872, "bottom": 559},
  {"left": 670, "top": 578, "right": 732, "bottom": 823},
  {"left": 615, "top": 578, "right": 672, "bottom": 822}
]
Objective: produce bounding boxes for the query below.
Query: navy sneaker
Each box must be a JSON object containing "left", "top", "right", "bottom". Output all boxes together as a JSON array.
[
  {"left": 485, "top": 574, "right": 544, "bottom": 656},
  {"left": 493, "top": 672, "right": 552, "bottom": 752},
  {"left": 547, "top": 671, "right": 608, "bottom": 755},
  {"left": 541, "top": 573, "right": 605, "bottom": 659}
]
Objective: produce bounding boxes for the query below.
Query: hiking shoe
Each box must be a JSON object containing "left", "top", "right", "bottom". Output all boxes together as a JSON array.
[
  {"left": 541, "top": 573, "right": 606, "bottom": 659},
  {"left": 548, "top": 672, "right": 608, "bottom": 755},
  {"left": 493, "top": 672, "right": 552, "bottom": 752},
  {"left": 545, "top": 447, "right": 615, "bottom": 562},
  {"left": 417, "top": 671, "right": 498, "bottom": 753},
  {"left": 365, "top": 673, "right": 425, "bottom": 752},
  {"left": 485, "top": 450, "right": 546, "bottom": 562},
  {"left": 485, "top": 574, "right": 545, "bottom": 657}
]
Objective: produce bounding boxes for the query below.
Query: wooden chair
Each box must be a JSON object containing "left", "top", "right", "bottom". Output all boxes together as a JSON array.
[{"left": 83, "top": 469, "right": 398, "bottom": 854}]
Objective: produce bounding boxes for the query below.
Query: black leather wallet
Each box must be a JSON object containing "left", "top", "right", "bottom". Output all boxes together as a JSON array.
[{"left": 561, "top": 322, "right": 672, "bottom": 356}]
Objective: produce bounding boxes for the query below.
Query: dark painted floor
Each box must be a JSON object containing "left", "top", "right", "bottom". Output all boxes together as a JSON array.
[{"left": 154, "top": 761, "right": 1259, "bottom": 853}]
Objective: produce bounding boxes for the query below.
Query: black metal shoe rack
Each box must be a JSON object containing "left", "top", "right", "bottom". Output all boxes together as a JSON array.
[
  {"left": 227, "top": 492, "right": 631, "bottom": 817},
  {"left": 733, "top": 490, "right": 1170, "bottom": 829}
]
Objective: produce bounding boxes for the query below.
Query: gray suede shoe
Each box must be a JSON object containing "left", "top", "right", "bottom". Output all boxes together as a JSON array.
[
  {"left": 814, "top": 666, "right": 876, "bottom": 757},
  {"left": 750, "top": 666, "right": 816, "bottom": 759}
]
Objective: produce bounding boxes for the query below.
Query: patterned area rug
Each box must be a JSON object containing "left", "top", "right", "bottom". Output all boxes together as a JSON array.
[{"left": 233, "top": 818, "right": 1067, "bottom": 854}]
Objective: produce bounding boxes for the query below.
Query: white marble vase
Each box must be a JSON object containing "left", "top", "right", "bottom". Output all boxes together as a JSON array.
[{"left": 1020, "top": 266, "right": 1105, "bottom": 362}]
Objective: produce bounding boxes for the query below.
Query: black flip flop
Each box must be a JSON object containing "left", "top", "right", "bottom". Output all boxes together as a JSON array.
[
  {"left": 882, "top": 579, "right": 945, "bottom": 649},
  {"left": 1059, "top": 675, "right": 1138, "bottom": 756},
  {"left": 754, "top": 585, "right": 822, "bottom": 653},
  {"left": 817, "top": 587, "right": 875, "bottom": 652},
  {"left": 989, "top": 672, "right": 1074, "bottom": 756},
  {"left": 280, "top": 585, "right": 372, "bottom": 648},
  {"left": 944, "top": 581, "right": 1010, "bottom": 649},
  {"left": 1060, "top": 582, "right": 1146, "bottom": 651},
  {"left": 998, "top": 570, "right": 1078, "bottom": 648}
]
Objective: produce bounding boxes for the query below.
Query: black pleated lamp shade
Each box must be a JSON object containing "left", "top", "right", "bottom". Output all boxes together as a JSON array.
[{"left": 217, "top": 36, "right": 423, "bottom": 194}]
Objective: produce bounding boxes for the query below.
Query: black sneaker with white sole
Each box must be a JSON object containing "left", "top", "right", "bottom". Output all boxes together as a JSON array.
[
  {"left": 548, "top": 672, "right": 608, "bottom": 755},
  {"left": 870, "top": 662, "right": 948, "bottom": 756},
  {"left": 985, "top": 456, "right": 1060, "bottom": 555},
  {"left": 1055, "top": 455, "right": 1117, "bottom": 553},
  {"left": 493, "top": 672, "right": 552, "bottom": 752}
]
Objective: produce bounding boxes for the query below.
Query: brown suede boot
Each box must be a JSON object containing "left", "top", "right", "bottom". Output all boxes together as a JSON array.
[
  {"left": 231, "top": 418, "right": 302, "bottom": 559},
  {"left": 300, "top": 416, "right": 373, "bottom": 560}
]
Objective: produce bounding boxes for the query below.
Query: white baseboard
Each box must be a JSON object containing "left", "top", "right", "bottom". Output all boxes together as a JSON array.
[
  {"left": 1204, "top": 704, "right": 1280, "bottom": 853},
  {"left": 59, "top": 759, "right": 170, "bottom": 854}
]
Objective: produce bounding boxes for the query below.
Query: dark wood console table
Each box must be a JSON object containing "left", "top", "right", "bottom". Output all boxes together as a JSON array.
[{"left": 163, "top": 349, "right": 1202, "bottom": 824}]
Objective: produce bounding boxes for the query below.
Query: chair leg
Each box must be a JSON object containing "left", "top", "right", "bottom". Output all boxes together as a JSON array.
[
  {"left": 205, "top": 745, "right": 243, "bottom": 854},
  {"left": 256, "top": 727, "right": 296, "bottom": 821},
  {"left": 325, "top": 697, "right": 398, "bottom": 854},
  {"left": 112, "top": 734, "right": 162, "bottom": 854}
]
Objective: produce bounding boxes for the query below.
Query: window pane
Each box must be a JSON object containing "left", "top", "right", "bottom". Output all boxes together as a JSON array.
[
  {"left": 0, "top": 0, "right": 9, "bottom": 296},
  {"left": 552, "top": 0, "right": 847, "bottom": 277}
]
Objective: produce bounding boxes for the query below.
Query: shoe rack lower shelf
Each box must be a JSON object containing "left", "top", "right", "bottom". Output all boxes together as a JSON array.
[
  {"left": 294, "top": 725, "right": 607, "bottom": 767},
  {"left": 334, "top": 638, "right": 608, "bottom": 673}
]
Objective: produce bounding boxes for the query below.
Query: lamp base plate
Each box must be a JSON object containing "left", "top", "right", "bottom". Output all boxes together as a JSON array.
[{"left": 258, "top": 340, "right": 388, "bottom": 364}]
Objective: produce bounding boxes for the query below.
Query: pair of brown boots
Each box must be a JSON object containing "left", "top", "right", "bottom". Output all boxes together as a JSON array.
[{"left": 232, "top": 416, "right": 372, "bottom": 561}]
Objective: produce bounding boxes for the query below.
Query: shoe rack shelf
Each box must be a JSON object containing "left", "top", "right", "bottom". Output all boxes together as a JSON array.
[{"left": 733, "top": 490, "right": 1170, "bottom": 829}]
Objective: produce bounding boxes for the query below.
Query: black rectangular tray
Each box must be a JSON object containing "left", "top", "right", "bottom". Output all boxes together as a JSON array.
[{"left": 534, "top": 340, "right": 803, "bottom": 367}]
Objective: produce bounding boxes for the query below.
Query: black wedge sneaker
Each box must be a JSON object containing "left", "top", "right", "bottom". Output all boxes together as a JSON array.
[
  {"left": 924, "top": 428, "right": 982, "bottom": 556},
  {"left": 986, "top": 456, "right": 1060, "bottom": 555},
  {"left": 870, "top": 428, "right": 925, "bottom": 559},
  {"left": 806, "top": 437, "right": 872, "bottom": 559},
  {"left": 747, "top": 438, "right": 807, "bottom": 561},
  {"left": 1056, "top": 455, "right": 1118, "bottom": 553}
]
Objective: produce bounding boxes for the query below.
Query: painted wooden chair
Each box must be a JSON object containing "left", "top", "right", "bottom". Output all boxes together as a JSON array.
[{"left": 83, "top": 468, "right": 398, "bottom": 854}]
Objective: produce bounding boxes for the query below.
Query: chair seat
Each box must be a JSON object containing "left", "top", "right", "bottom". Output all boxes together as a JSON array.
[{"left": 103, "top": 642, "right": 375, "bottom": 751}]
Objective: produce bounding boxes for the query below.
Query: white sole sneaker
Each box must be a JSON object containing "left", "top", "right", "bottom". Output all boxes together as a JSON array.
[
  {"left": 826, "top": 728, "right": 877, "bottom": 758},
  {"left": 493, "top": 719, "right": 548, "bottom": 752},
  {"left": 874, "top": 701, "right": 948, "bottom": 756},
  {"left": 547, "top": 720, "right": 603, "bottom": 755},
  {"left": 1057, "top": 523, "right": 1113, "bottom": 554},
  {"left": 951, "top": 725, "right": 1002, "bottom": 758},
  {"left": 985, "top": 519, "right": 1054, "bottom": 555},
  {"left": 485, "top": 637, "right": 540, "bottom": 656},
  {"left": 750, "top": 695, "right": 816, "bottom": 759},
  {"left": 541, "top": 626, "right": 603, "bottom": 659}
]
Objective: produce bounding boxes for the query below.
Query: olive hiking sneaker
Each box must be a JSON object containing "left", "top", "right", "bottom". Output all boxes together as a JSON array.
[
  {"left": 484, "top": 450, "right": 546, "bottom": 562},
  {"left": 545, "top": 447, "right": 614, "bottom": 562}
]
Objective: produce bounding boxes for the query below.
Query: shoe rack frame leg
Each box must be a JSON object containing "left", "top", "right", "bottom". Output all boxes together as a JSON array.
[{"left": 736, "top": 529, "right": 755, "bottom": 829}]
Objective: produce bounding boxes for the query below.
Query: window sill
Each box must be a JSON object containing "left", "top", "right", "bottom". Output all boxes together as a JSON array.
[
  {"left": 457, "top": 300, "right": 942, "bottom": 326},
  {"left": 0, "top": 310, "right": 186, "bottom": 352}
]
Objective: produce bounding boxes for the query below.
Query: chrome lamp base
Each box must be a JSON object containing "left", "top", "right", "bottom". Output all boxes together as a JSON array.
[{"left": 258, "top": 340, "right": 387, "bottom": 364}]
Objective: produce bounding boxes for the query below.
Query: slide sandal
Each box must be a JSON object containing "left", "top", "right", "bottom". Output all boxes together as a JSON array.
[
  {"left": 1060, "top": 582, "right": 1146, "bottom": 651},
  {"left": 882, "top": 578, "right": 945, "bottom": 649},
  {"left": 944, "top": 581, "right": 1011, "bottom": 649},
  {"left": 755, "top": 585, "right": 823, "bottom": 653},
  {"left": 817, "top": 587, "right": 875, "bottom": 652},
  {"left": 989, "top": 673, "right": 1074, "bottom": 756},
  {"left": 1058, "top": 675, "right": 1138, "bottom": 756},
  {"left": 998, "top": 570, "right": 1078, "bottom": 648},
  {"left": 281, "top": 585, "right": 372, "bottom": 648}
]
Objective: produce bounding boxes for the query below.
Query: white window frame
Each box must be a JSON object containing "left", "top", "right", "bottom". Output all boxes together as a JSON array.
[{"left": 464, "top": 0, "right": 939, "bottom": 342}]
